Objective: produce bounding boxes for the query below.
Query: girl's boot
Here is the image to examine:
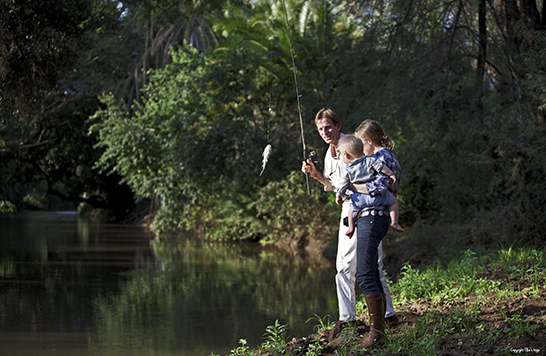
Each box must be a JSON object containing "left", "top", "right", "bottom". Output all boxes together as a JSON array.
[{"left": 358, "top": 293, "right": 385, "bottom": 349}]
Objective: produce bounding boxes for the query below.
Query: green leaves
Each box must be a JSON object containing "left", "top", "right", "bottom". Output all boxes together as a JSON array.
[
  {"left": 0, "top": 201, "right": 16, "bottom": 215},
  {"left": 91, "top": 42, "right": 286, "bottom": 233}
]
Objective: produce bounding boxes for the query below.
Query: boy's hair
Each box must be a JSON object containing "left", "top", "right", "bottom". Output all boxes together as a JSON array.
[
  {"left": 355, "top": 119, "right": 395, "bottom": 151},
  {"left": 315, "top": 108, "right": 341, "bottom": 128},
  {"left": 337, "top": 135, "right": 364, "bottom": 159}
]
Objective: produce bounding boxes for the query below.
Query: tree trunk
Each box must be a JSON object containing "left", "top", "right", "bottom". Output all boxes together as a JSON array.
[
  {"left": 476, "top": 0, "right": 486, "bottom": 83},
  {"left": 495, "top": 0, "right": 545, "bottom": 124},
  {"left": 475, "top": 0, "right": 487, "bottom": 123}
]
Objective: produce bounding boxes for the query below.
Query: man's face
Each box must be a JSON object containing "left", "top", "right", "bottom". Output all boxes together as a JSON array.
[{"left": 316, "top": 118, "right": 341, "bottom": 145}]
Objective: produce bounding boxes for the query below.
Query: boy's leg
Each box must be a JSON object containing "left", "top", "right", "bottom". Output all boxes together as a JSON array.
[{"left": 389, "top": 196, "right": 404, "bottom": 232}]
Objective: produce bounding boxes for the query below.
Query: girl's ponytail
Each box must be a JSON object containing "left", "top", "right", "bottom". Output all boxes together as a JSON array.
[
  {"left": 381, "top": 135, "right": 396, "bottom": 151},
  {"left": 355, "top": 120, "right": 396, "bottom": 151}
]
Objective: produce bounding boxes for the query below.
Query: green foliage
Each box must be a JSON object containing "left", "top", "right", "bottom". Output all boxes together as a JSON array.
[
  {"left": 253, "top": 171, "right": 338, "bottom": 245},
  {"left": 2, "top": 0, "right": 546, "bottom": 247},
  {"left": 392, "top": 249, "right": 495, "bottom": 304},
  {"left": 304, "top": 341, "right": 323, "bottom": 356},
  {"left": 112, "top": 0, "right": 229, "bottom": 104},
  {"left": 500, "top": 310, "right": 541, "bottom": 340},
  {"left": 0, "top": 0, "right": 93, "bottom": 115},
  {"left": 262, "top": 319, "right": 287, "bottom": 353},
  {"left": 0, "top": 0, "right": 134, "bottom": 216},
  {"left": 381, "top": 315, "right": 438, "bottom": 356},
  {"left": 90, "top": 36, "right": 336, "bottom": 239},
  {"left": 306, "top": 313, "right": 332, "bottom": 334},
  {"left": 176, "top": 170, "right": 337, "bottom": 243},
  {"left": 494, "top": 247, "right": 546, "bottom": 287},
  {"left": 0, "top": 201, "right": 16, "bottom": 215},
  {"left": 392, "top": 247, "right": 546, "bottom": 305},
  {"left": 316, "top": 0, "right": 546, "bottom": 246},
  {"left": 379, "top": 308, "right": 477, "bottom": 356},
  {"left": 230, "top": 339, "right": 251, "bottom": 356},
  {"left": 91, "top": 42, "right": 283, "bottom": 233}
]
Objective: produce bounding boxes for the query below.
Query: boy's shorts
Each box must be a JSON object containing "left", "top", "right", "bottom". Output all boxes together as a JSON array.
[{"left": 350, "top": 191, "right": 393, "bottom": 212}]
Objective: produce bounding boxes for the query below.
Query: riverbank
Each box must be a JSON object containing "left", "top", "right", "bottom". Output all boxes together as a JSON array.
[
  {"left": 281, "top": 285, "right": 546, "bottom": 355},
  {"left": 217, "top": 244, "right": 546, "bottom": 355}
]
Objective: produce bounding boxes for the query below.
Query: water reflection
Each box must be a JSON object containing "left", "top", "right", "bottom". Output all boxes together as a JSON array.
[{"left": 0, "top": 212, "right": 337, "bottom": 355}]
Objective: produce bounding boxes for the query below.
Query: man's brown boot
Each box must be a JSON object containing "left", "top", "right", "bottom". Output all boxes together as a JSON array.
[
  {"left": 357, "top": 293, "right": 385, "bottom": 349},
  {"left": 380, "top": 293, "right": 387, "bottom": 319},
  {"left": 385, "top": 314, "right": 400, "bottom": 328}
]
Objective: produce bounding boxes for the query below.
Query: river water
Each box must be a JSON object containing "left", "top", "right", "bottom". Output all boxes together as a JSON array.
[{"left": 0, "top": 211, "right": 338, "bottom": 356}]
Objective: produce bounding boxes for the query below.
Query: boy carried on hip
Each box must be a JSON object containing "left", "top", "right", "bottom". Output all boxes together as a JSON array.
[{"left": 335, "top": 134, "right": 403, "bottom": 237}]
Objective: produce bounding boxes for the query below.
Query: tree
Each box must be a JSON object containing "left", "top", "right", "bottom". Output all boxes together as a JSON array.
[
  {"left": 90, "top": 0, "right": 353, "bottom": 240},
  {"left": 320, "top": 0, "right": 546, "bottom": 244},
  {"left": 111, "top": 0, "right": 231, "bottom": 105},
  {"left": 493, "top": 0, "right": 546, "bottom": 123},
  {"left": 91, "top": 43, "right": 278, "bottom": 232},
  {"left": 0, "top": 0, "right": 94, "bottom": 139},
  {"left": 0, "top": 0, "right": 135, "bottom": 216}
]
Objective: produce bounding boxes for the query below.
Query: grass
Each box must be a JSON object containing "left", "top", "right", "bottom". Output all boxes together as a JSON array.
[{"left": 212, "top": 246, "right": 546, "bottom": 355}]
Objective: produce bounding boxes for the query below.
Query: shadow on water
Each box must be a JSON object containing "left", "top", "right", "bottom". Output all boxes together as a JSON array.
[{"left": 0, "top": 212, "right": 337, "bottom": 355}]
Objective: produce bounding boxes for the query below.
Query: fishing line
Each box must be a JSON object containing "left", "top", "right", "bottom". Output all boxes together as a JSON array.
[
  {"left": 259, "top": 38, "right": 275, "bottom": 177},
  {"left": 267, "top": 36, "right": 273, "bottom": 143},
  {"left": 259, "top": 37, "right": 276, "bottom": 177},
  {"left": 281, "top": 0, "right": 311, "bottom": 195}
]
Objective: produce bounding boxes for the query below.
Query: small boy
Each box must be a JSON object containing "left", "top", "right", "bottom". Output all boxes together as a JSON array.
[{"left": 335, "top": 135, "right": 403, "bottom": 237}]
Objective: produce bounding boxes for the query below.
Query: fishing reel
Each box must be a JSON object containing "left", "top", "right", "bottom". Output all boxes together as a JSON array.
[
  {"left": 307, "top": 150, "right": 319, "bottom": 166},
  {"left": 306, "top": 150, "right": 321, "bottom": 177}
]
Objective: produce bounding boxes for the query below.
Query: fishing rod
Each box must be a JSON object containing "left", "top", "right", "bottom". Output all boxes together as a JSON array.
[{"left": 281, "top": 0, "right": 311, "bottom": 195}]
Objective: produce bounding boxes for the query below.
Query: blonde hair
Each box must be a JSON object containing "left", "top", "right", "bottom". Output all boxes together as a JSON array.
[
  {"left": 355, "top": 119, "right": 395, "bottom": 151},
  {"left": 337, "top": 135, "right": 364, "bottom": 160}
]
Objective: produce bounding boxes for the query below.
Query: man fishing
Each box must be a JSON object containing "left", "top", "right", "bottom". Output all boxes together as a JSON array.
[{"left": 301, "top": 108, "right": 399, "bottom": 337}]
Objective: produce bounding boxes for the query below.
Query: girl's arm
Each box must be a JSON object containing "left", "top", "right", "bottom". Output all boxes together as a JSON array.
[
  {"left": 349, "top": 183, "right": 369, "bottom": 194},
  {"left": 381, "top": 163, "right": 396, "bottom": 185}
]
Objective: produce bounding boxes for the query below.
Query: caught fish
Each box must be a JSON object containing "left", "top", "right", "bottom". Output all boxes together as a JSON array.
[{"left": 260, "top": 144, "right": 272, "bottom": 176}]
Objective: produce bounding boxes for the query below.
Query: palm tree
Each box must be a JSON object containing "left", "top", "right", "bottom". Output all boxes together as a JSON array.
[
  {"left": 213, "top": 0, "right": 343, "bottom": 110},
  {"left": 114, "top": 0, "right": 223, "bottom": 105}
]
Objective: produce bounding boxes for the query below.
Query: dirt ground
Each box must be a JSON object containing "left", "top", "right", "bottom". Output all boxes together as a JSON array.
[
  {"left": 283, "top": 287, "right": 546, "bottom": 355},
  {"left": 393, "top": 290, "right": 546, "bottom": 356}
]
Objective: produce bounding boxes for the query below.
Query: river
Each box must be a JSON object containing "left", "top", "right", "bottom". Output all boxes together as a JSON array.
[{"left": 0, "top": 211, "right": 338, "bottom": 355}]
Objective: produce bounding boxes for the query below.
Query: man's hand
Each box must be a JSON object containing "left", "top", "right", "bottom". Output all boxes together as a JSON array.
[{"left": 301, "top": 159, "right": 317, "bottom": 177}]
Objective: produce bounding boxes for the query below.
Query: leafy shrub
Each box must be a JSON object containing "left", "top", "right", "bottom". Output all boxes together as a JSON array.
[{"left": 170, "top": 171, "right": 338, "bottom": 246}]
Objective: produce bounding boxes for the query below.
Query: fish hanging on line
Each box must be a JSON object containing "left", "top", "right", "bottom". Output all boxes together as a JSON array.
[{"left": 260, "top": 144, "right": 272, "bottom": 176}]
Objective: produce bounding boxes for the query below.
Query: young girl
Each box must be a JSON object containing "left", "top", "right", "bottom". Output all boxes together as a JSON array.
[
  {"left": 335, "top": 135, "right": 403, "bottom": 237},
  {"left": 354, "top": 120, "right": 404, "bottom": 233},
  {"left": 352, "top": 119, "right": 404, "bottom": 349}
]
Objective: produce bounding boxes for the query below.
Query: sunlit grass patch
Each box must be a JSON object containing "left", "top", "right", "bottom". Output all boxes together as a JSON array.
[
  {"left": 494, "top": 247, "right": 546, "bottom": 285},
  {"left": 391, "top": 247, "right": 546, "bottom": 305}
]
